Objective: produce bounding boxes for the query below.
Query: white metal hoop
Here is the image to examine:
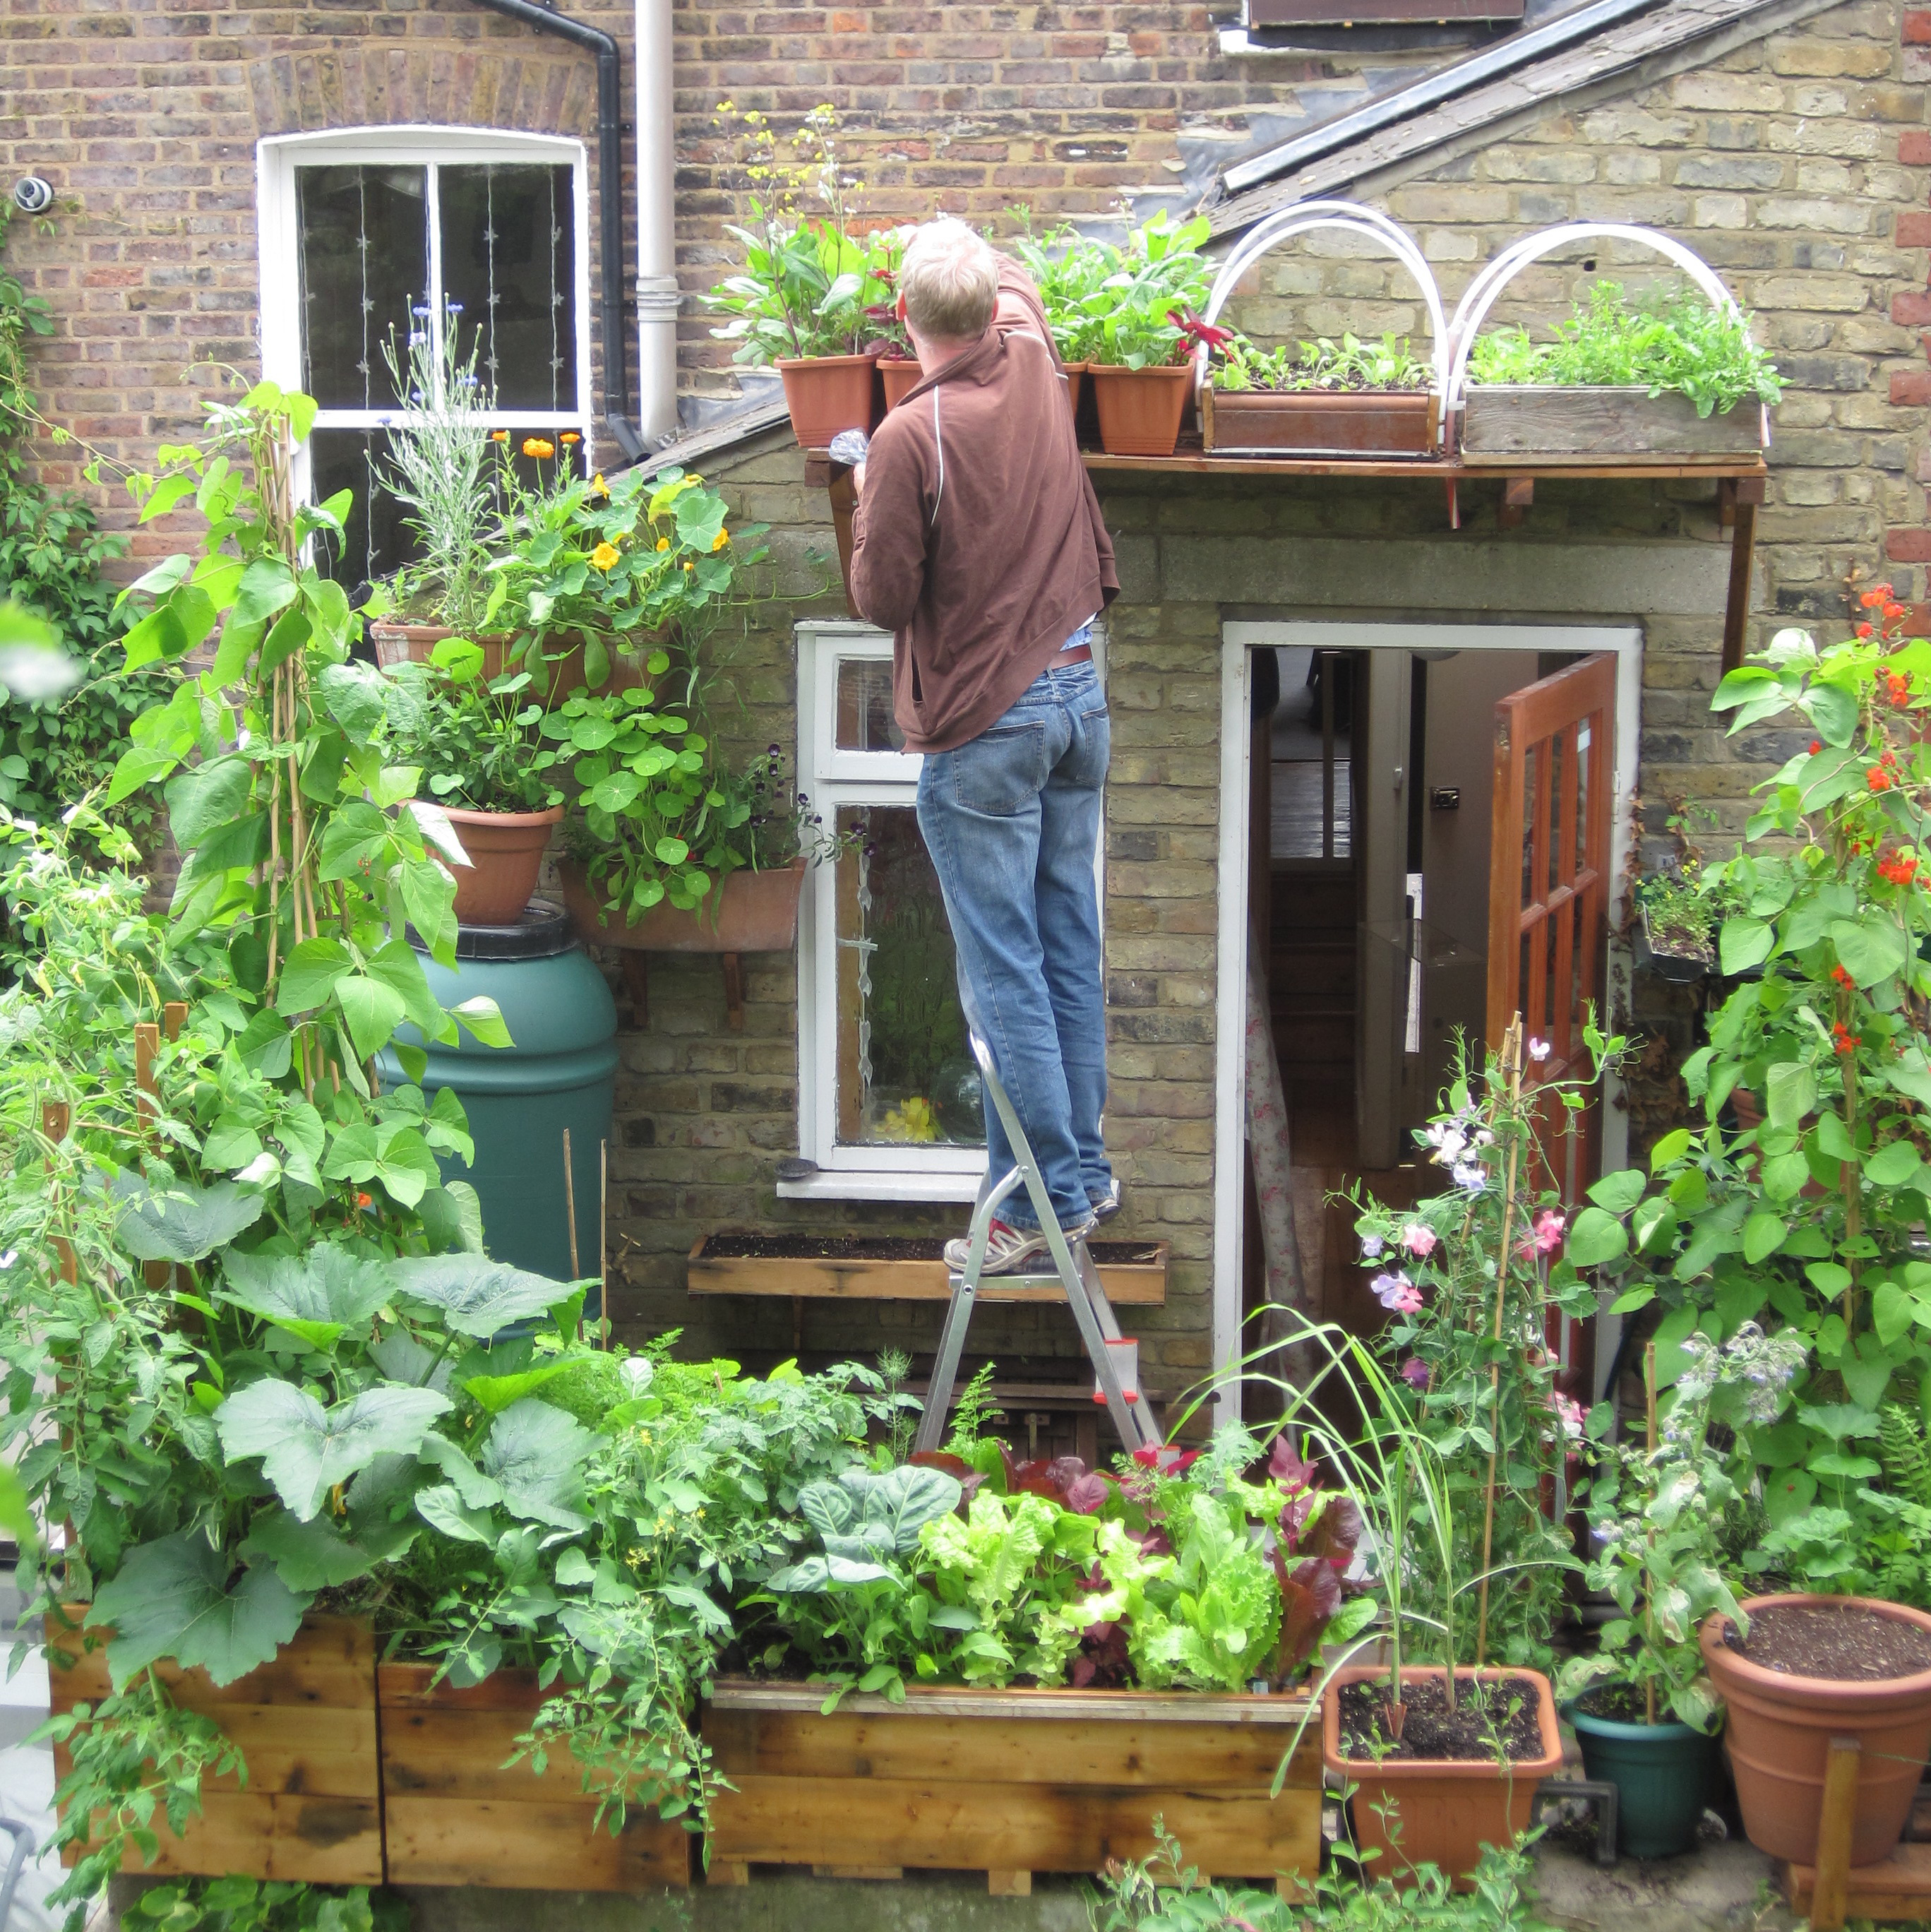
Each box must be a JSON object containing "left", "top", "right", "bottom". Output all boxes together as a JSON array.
[
  {"left": 1442, "top": 222, "right": 1754, "bottom": 422},
  {"left": 1195, "top": 199, "right": 1449, "bottom": 411}
]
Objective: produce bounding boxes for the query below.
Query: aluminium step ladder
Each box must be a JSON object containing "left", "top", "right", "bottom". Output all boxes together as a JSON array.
[{"left": 914, "top": 1032, "right": 1163, "bottom": 1457}]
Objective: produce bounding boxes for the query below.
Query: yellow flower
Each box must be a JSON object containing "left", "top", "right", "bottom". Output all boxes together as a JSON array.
[
  {"left": 656, "top": 536, "right": 671, "bottom": 551},
  {"left": 591, "top": 473, "right": 609, "bottom": 496},
  {"left": 591, "top": 541, "right": 621, "bottom": 572},
  {"left": 489, "top": 429, "right": 509, "bottom": 443},
  {"left": 683, "top": 559, "right": 694, "bottom": 571},
  {"left": 522, "top": 436, "right": 555, "bottom": 459},
  {"left": 560, "top": 430, "right": 581, "bottom": 445},
  {"left": 711, "top": 530, "right": 729, "bottom": 551}
]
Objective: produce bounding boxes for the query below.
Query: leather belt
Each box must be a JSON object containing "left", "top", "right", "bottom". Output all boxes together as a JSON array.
[{"left": 1056, "top": 643, "right": 1094, "bottom": 666}]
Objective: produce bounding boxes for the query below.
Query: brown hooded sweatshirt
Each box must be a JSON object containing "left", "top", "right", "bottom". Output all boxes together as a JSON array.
[{"left": 847, "top": 258, "right": 1120, "bottom": 754}]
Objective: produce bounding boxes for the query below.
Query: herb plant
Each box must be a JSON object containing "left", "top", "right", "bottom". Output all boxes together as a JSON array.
[
  {"left": 1063, "top": 215, "right": 1213, "bottom": 371},
  {"left": 1213, "top": 332, "right": 1432, "bottom": 395},
  {"left": 383, "top": 645, "right": 565, "bottom": 815},
  {"left": 1466, "top": 281, "right": 1782, "bottom": 416}
]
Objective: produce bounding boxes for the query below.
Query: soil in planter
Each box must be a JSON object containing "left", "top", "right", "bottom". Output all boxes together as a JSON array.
[
  {"left": 1574, "top": 1683, "right": 1659, "bottom": 1724},
  {"left": 1237, "top": 381, "right": 1430, "bottom": 398},
  {"left": 1338, "top": 1674, "right": 1545, "bottom": 1763},
  {"left": 1726, "top": 1603, "right": 1931, "bottom": 1680},
  {"left": 703, "top": 1233, "right": 1161, "bottom": 1265}
]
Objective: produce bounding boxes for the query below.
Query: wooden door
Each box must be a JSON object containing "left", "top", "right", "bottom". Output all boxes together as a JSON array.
[{"left": 1485, "top": 653, "right": 1615, "bottom": 1209}]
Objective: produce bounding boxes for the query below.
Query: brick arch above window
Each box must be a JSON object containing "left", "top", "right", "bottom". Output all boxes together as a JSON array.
[{"left": 246, "top": 50, "right": 600, "bottom": 141}]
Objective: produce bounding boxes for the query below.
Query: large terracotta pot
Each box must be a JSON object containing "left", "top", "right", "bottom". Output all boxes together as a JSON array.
[
  {"left": 1701, "top": 1593, "right": 1931, "bottom": 1867},
  {"left": 443, "top": 806, "right": 564, "bottom": 928},
  {"left": 1089, "top": 364, "right": 1192, "bottom": 457},
  {"left": 878, "top": 358, "right": 924, "bottom": 410},
  {"left": 560, "top": 857, "right": 806, "bottom": 953},
  {"left": 1322, "top": 1664, "right": 1565, "bottom": 1888},
  {"left": 366, "top": 623, "right": 651, "bottom": 700},
  {"left": 776, "top": 354, "right": 876, "bottom": 448}
]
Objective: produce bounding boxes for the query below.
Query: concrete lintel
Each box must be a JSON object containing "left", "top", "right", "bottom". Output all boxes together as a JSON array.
[{"left": 1157, "top": 535, "right": 1730, "bottom": 617}]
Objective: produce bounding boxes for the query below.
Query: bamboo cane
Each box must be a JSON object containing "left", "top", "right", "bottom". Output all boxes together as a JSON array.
[
  {"left": 1473, "top": 1015, "right": 1526, "bottom": 1672},
  {"left": 1644, "top": 1341, "right": 1659, "bottom": 1727},
  {"left": 563, "top": 1128, "right": 581, "bottom": 1340},
  {"left": 599, "top": 1137, "right": 611, "bottom": 1352}
]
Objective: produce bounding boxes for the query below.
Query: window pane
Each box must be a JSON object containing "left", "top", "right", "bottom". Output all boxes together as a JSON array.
[
  {"left": 297, "top": 165, "right": 428, "bottom": 409},
  {"left": 440, "top": 165, "right": 577, "bottom": 413},
  {"left": 834, "top": 657, "right": 904, "bottom": 751},
  {"left": 308, "top": 428, "right": 411, "bottom": 592},
  {"left": 834, "top": 805, "right": 983, "bottom": 1147}
]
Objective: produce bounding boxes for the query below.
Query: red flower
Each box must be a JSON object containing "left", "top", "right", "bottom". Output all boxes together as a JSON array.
[
  {"left": 1858, "top": 623, "right": 1875, "bottom": 639},
  {"left": 355, "top": 1191, "right": 373, "bottom": 1210},
  {"left": 1833, "top": 1022, "right": 1861, "bottom": 1055},
  {"left": 1832, "top": 964, "right": 1854, "bottom": 985},
  {"left": 1810, "top": 739, "right": 1822, "bottom": 754},
  {"left": 1168, "top": 309, "right": 1235, "bottom": 352},
  {"left": 1870, "top": 768, "right": 1894, "bottom": 792}
]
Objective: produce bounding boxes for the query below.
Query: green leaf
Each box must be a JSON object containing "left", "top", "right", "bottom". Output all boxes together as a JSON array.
[
  {"left": 1648, "top": 1129, "right": 1692, "bottom": 1173},
  {"left": 317, "top": 661, "right": 389, "bottom": 746},
  {"left": 216, "top": 1379, "right": 453, "bottom": 1520},
  {"left": 1866, "top": 1140, "right": 1925, "bottom": 1189},
  {"left": 115, "top": 1176, "right": 266, "bottom": 1263},
  {"left": 1830, "top": 917, "right": 1906, "bottom": 989},
  {"left": 414, "top": 1483, "right": 496, "bottom": 1545},
  {"left": 88, "top": 1531, "right": 307, "bottom": 1688},
  {"left": 366, "top": 941, "right": 441, "bottom": 1039},
  {"left": 276, "top": 937, "right": 353, "bottom": 1015},
  {"left": 1586, "top": 1168, "right": 1646, "bottom": 1214},
  {"left": 216, "top": 1245, "right": 395, "bottom": 1349},
  {"left": 1766, "top": 1061, "right": 1817, "bottom": 1133},
  {"left": 1874, "top": 1282, "right": 1918, "bottom": 1349},
  {"left": 1719, "top": 917, "right": 1775, "bottom": 974},
  {"left": 232, "top": 558, "right": 299, "bottom": 628},
  {"left": 334, "top": 974, "right": 408, "bottom": 1061},
  {"left": 1565, "top": 1205, "right": 1629, "bottom": 1268},
  {"left": 479, "top": 1400, "right": 598, "bottom": 1529},
  {"left": 391, "top": 1255, "right": 573, "bottom": 1337},
  {"left": 318, "top": 801, "right": 393, "bottom": 884},
  {"left": 1742, "top": 1211, "right": 1788, "bottom": 1264},
  {"left": 462, "top": 1361, "right": 578, "bottom": 1414},
  {"left": 238, "top": 1508, "right": 380, "bottom": 1592},
  {"left": 450, "top": 996, "right": 512, "bottom": 1049},
  {"left": 165, "top": 756, "right": 253, "bottom": 852}
]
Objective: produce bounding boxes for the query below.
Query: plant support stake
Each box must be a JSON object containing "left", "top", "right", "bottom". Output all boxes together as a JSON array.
[
  {"left": 1474, "top": 1015, "right": 1526, "bottom": 1670},
  {"left": 1644, "top": 1340, "right": 1658, "bottom": 1727}
]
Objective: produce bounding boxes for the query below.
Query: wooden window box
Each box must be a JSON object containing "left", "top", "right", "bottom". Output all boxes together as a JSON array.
[
  {"left": 47, "top": 1612, "right": 383, "bottom": 1884},
  {"left": 378, "top": 1663, "right": 693, "bottom": 1890},
  {"left": 1458, "top": 386, "right": 1766, "bottom": 465},
  {"left": 1202, "top": 388, "right": 1437, "bottom": 458},
  {"left": 700, "top": 1678, "right": 1322, "bottom": 1895},
  {"left": 687, "top": 1234, "right": 1168, "bottom": 1304}
]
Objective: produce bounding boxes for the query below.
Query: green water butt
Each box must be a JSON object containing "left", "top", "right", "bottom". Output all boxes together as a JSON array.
[{"left": 381, "top": 902, "right": 617, "bottom": 1293}]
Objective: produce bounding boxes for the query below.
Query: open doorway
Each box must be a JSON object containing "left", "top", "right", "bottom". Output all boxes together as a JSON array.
[{"left": 1218, "top": 622, "right": 1643, "bottom": 1419}]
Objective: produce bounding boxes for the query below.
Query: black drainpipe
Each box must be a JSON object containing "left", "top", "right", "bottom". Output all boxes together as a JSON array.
[{"left": 467, "top": 0, "right": 647, "bottom": 461}]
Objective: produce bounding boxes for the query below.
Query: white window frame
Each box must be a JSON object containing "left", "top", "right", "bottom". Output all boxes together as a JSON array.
[
  {"left": 784, "top": 621, "right": 988, "bottom": 1203},
  {"left": 256, "top": 126, "right": 595, "bottom": 503}
]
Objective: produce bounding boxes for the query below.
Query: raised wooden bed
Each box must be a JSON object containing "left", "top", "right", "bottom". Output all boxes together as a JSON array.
[
  {"left": 378, "top": 1662, "right": 693, "bottom": 1890},
  {"left": 688, "top": 1234, "right": 1168, "bottom": 1304},
  {"left": 700, "top": 1679, "right": 1322, "bottom": 1896},
  {"left": 46, "top": 1612, "right": 381, "bottom": 1883},
  {"left": 1202, "top": 386, "right": 1436, "bottom": 457},
  {"left": 1458, "top": 386, "right": 1764, "bottom": 464}
]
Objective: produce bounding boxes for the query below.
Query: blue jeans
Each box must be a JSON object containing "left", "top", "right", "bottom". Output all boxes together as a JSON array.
[{"left": 916, "top": 635, "right": 1111, "bottom": 1232}]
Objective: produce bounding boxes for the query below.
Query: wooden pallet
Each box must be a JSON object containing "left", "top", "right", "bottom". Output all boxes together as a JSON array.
[
  {"left": 47, "top": 1612, "right": 383, "bottom": 1883},
  {"left": 701, "top": 1678, "right": 1322, "bottom": 1897},
  {"left": 378, "top": 1662, "right": 693, "bottom": 1889},
  {"left": 1781, "top": 1737, "right": 1931, "bottom": 1930}
]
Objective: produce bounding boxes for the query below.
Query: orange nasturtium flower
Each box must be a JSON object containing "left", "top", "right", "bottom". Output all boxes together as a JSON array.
[
  {"left": 712, "top": 530, "right": 729, "bottom": 551},
  {"left": 655, "top": 536, "right": 671, "bottom": 551},
  {"left": 560, "top": 431, "right": 581, "bottom": 445},
  {"left": 490, "top": 429, "right": 509, "bottom": 443},
  {"left": 522, "top": 436, "right": 556, "bottom": 459},
  {"left": 590, "top": 541, "right": 621, "bottom": 572}
]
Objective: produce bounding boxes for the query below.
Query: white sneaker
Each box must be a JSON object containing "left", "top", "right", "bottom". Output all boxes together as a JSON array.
[
  {"left": 944, "top": 1215, "right": 1095, "bottom": 1275},
  {"left": 1089, "top": 1176, "right": 1122, "bottom": 1224}
]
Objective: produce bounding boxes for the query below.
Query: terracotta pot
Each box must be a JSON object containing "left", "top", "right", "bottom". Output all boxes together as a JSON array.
[
  {"left": 1701, "top": 1593, "right": 1931, "bottom": 1867},
  {"left": 1089, "top": 364, "right": 1192, "bottom": 458},
  {"left": 1322, "top": 1664, "right": 1565, "bottom": 1888},
  {"left": 560, "top": 857, "right": 807, "bottom": 953},
  {"left": 878, "top": 358, "right": 924, "bottom": 410},
  {"left": 443, "top": 806, "right": 564, "bottom": 928},
  {"left": 366, "top": 623, "right": 651, "bottom": 700},
  {"left": 776, "top": 354, "right": 877, "bottom": 448}
]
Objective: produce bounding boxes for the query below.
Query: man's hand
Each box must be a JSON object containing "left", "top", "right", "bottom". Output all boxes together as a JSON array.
[{"left": 854, "top": 461, "right": 867, "bottom": 496}]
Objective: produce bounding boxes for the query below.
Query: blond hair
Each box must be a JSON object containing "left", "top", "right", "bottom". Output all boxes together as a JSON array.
[{"left": 899, "top": 219, "right": 998, "bottom": 342}]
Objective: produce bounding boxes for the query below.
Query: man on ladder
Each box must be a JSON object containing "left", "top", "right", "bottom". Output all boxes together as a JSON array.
[{"left": 849, "top": 217, "right": 1120, "bottom": 1275}]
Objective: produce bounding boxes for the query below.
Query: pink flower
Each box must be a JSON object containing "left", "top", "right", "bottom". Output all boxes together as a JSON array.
[
  {"left": 1399, "top": 1357, "right": 1432, "bottom": 1391},
  {"left": 1550, "top": 1393, "right": 1586, "bottom": 1441},
  {"left": 1399, "top": 1222, "right": 1437, "bottom": 1258},
  {"left": 1371, "top": 1270, "right": 1423, "bottom": 1314},
  {"left": 1530, "top": 1209, "right": 1565, "bottom": 1255}
]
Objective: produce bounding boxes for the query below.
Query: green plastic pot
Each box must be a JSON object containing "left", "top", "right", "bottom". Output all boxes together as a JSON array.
[{"left": 1566, "top": 1700, "right": 1719, "bottom": 1860}]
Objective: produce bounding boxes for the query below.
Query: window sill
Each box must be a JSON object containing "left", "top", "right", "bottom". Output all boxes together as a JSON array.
[{"left": 776, "top": 1169, "right": 984, "bottom": 1205}]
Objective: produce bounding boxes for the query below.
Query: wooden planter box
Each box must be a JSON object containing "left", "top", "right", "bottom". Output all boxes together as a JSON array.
[
  {"left": 688, "top": 1234, "right": 1168, "bottom": 1305},
  {"left": 1202, "top": 386, "right": 1437, "bottom": 457},
  {"left": 378, "top": 1662, "right": 693, "bottom": 1890},
  {"left": 47, "top": 1613, "right": 381, "bottom": 1883},
  {"left": 701, "top": 1679, "right": 1322, "bottom": 1896},
  {"left": 1458, "top": 386, "right": 1765, "bottom": 464}
]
